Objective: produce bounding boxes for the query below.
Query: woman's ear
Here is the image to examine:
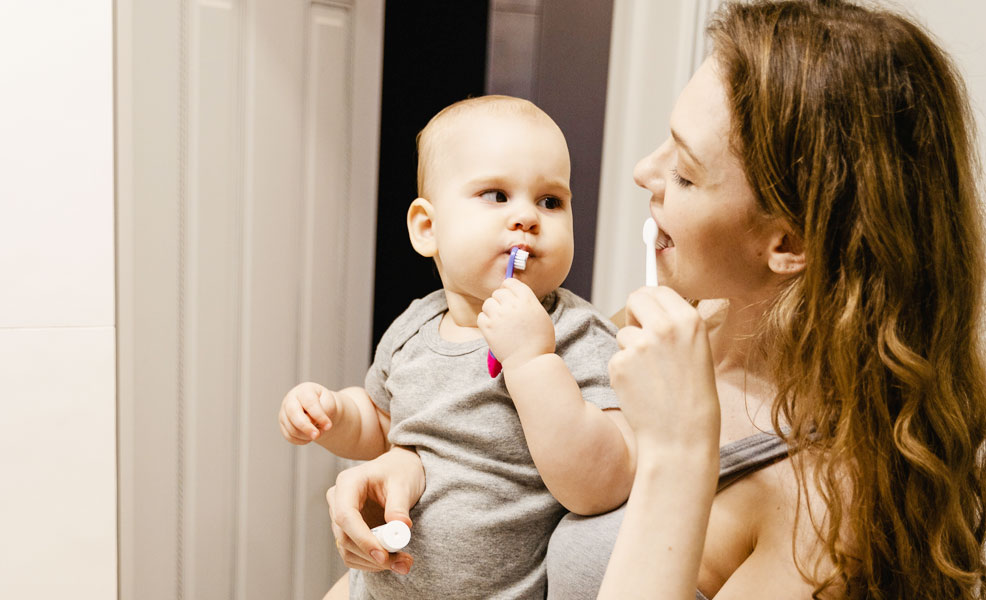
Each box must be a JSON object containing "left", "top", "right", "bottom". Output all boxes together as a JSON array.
[
  {"left": 407, "top": 197, "right": 438, "bottom": 257},
  {"left": 766, "top": 225, "right": 805, "bottom": 276}
]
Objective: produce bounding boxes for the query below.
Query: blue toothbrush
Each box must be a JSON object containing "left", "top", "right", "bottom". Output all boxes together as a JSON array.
[{"left": 487, "top": 246, "right": 530, "bottom": 377}]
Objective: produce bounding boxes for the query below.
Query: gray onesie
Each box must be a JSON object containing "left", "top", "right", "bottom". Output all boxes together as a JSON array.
[{"left": 350, "top": 288, "right": 619, "bottom": 600}]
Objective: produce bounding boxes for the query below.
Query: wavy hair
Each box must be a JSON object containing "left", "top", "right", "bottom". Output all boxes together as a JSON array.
[{"left": 708, "top": 1, "right": 986, "bottom": 597}]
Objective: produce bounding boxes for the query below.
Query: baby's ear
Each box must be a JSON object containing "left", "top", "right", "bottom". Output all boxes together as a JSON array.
[{"left": 407, "top": 198, "right": 438, "bottom": 257}]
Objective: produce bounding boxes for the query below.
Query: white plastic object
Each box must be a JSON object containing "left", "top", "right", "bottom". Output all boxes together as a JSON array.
[
  {"left": 642, "top": 218, "right": 658, "bottom": 286},
  {"left": 513, "top": 248, "right": 529, "bottom": 271},
  {"left": 371, "top": 521, "right": 411, "bottom": 553}
]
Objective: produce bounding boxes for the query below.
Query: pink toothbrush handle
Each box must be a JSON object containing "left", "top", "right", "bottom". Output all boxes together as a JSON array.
[
  {"left": 487, "top": 351, "right": 502, "bottom": 377},
  {"left": 487, "top": 246, "right": 523, "bottom": 377}
]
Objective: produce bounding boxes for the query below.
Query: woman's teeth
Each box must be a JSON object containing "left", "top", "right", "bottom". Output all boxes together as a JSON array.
[{"left": 656, "top": 230, "right": 674, "bottom": 250}]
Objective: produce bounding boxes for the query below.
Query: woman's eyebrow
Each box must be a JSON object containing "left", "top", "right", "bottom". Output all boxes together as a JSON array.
[{"left": 671, "top": 129, "right": 704, "bottom": 170}]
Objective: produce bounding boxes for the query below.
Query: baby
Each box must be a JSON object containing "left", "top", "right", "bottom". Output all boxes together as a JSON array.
[{"left": 278, "top": 95, "right": 634, "bottom": 599}]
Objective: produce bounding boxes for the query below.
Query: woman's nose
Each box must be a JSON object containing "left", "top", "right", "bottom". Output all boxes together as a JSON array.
[{"left": 633, "top": 137, "right": 672, "bottom": 197}]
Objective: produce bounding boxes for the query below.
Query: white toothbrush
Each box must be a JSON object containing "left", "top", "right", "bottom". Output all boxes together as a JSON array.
[{"left": 643, "top": 218, "right": 658, "bottom": 287}]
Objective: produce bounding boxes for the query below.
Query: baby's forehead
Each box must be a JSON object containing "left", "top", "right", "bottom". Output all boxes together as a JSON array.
[{"left": 429, "top": 100, "right": 550, "bottom": 139}]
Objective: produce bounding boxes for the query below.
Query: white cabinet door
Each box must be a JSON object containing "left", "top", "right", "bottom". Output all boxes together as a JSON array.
[{"left": 116, "top": 1, "right": 383, "bottom": 598}]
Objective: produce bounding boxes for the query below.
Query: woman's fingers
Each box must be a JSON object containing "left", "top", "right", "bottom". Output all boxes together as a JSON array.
[
  {"left": 328, "top": 482, "right": 387, "bottom": 566},
  {"left": 328, "top": 483, "right": 413, "bottom": 573},
  {"left": 325, "top": 447, "right": 425, "bottom": 574},
  {"left": 611, "top": 285, "right": 719, "bottom": 445},
  {"left": 327, "top": 503, "right": 379, "bottom": 570},
  {"left": 624, "top": 286, "right": 704, "bottom": 342}
]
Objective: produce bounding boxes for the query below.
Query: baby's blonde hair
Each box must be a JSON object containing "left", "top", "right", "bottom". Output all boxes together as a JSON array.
[{"left": 415, "top": 95, "right": 557, "bottom": 197}]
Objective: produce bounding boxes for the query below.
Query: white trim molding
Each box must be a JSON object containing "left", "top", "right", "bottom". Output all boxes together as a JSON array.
[{"left": 592, "top": 0, "right": 720, "bottom": 316}]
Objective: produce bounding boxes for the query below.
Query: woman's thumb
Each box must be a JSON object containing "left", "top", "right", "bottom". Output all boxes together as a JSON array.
[{"left": 383, "top": 496, "right": 413, "bottom": 528}]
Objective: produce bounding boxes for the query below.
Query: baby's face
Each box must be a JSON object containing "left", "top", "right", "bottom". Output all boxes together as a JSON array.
[{"left": 426, "top": 112, "right": 574, "bottom": 304}]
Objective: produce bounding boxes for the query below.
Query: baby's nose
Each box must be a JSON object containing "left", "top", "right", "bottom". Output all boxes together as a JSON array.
[{"left": 509, "top": 204, "right": 539, "bottom": 232}]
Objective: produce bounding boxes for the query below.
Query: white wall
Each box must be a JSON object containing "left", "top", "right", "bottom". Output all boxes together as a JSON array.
[{"left": 0, "top": 2, "right": 116, "bottom": 598}]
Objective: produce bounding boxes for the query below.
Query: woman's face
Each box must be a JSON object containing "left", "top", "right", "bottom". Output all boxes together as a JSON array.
[{"left": 634, "top": 58, "right": 777, "bottom": 302}]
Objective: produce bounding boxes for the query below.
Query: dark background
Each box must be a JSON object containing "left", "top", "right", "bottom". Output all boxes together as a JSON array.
[{"left": 371, "top": 0, "right": 614, "bottom": 348}]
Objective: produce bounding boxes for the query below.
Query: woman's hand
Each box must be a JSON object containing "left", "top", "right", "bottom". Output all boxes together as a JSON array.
[
  {"left": 608, "top": 287, "right": 720, "bottom": 456},
  {"left": 326, "top": 446, "right": 425, "bottom": 575},
  {"left": 598, "top": 287, "right": 721, "bottom": 600}
]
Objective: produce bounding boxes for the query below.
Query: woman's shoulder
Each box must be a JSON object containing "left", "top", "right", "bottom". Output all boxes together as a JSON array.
[{"left": 705, "top": 454, "right": 839, "bottom": 599}]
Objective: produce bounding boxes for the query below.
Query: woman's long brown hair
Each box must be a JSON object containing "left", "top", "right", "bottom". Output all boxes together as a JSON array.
[{"left": 708, "top": 1, "right": 986, "bottom": 597}]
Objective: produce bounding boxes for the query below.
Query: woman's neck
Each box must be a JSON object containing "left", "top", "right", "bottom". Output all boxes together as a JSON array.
[
  {"left": 707, "top": 296, "right": 771, "bottom": 378},
  {"left": 706, "top": 296, "right": 781, "bottom": 439}
]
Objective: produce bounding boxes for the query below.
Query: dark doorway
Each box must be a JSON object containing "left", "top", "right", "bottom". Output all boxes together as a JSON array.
[
  {"left": 371, "top": 2, "right": 490, "bottom": 348},
  {"left": 370, "top": 1, "right": 614, "bottom": 350}
]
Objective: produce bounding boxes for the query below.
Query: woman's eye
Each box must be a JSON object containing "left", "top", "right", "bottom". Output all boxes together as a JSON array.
[
  {"left": 480, "top": 190, "right": 509, "bottom": 203},
  {"left": 670, "top": 167, "right": 694, "bottom": 189},
  {"left": 538, "top": 196, "right": 563, "bottom": 209}
]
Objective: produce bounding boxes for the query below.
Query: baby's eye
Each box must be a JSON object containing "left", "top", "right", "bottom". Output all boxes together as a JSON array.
[
  {"left": 538, "top": 196, "right": 563, "bottom": 209},
  {"left": 480, "top": 190, "right": 509, "bottom": 203}
]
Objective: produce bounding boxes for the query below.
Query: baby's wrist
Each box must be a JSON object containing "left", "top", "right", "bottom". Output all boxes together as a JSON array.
[{"left": 501, "top": 350, "right": 558, "bottom": 374}]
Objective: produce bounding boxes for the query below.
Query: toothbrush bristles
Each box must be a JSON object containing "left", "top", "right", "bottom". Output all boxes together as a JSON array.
[{"left": 513, "top": 249, "right": 529, "bottom": 271}]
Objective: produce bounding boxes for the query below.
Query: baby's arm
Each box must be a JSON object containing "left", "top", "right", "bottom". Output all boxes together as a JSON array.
[
  {"left": 505, "top": 357, "right": 635, "bottom": 515},
  {"left": 479, "top": 279, "right": 635, "bottom": 515},
  {"left": 278, "top": 381, "right": 391, "bottom": 460}
]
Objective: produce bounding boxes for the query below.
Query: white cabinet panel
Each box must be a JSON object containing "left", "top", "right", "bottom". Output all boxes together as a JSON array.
[{"left": 117, "top": 1, "right": 384, "bottom": 599}]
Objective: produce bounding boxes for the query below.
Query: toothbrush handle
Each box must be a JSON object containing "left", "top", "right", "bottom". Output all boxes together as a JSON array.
[
  {"left": 487, "top": 246, "right": 521, "bottom": 377},
  {"left": 487, "top": 350, "right": 502, "bottom": 377},
  {"left": 645, "top": 242, "right": 658, "bottom": 287}
]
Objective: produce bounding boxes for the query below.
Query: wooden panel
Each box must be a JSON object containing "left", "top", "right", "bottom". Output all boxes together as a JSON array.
[
  {"left": 296, "top": 6, "right": 354, "bottom": 597},
  {"left": 118, "top": 0, "right": 183, "bottom": 598},
  {"left": 185, "top": 1, "right": 241, "bottom": 598},
  {"left": 238, "top": 0, "right": 307, "bottom": 596},
  {"left": 119, "top": 0, "right": 383, "bottom": 598},
  {"left": 341, "top": 0, "right": 383, "bottom": 386}
]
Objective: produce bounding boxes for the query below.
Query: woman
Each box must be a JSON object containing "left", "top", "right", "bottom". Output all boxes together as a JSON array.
[{"left": 327, "top": 1, "right": 986, "bottom": 598}]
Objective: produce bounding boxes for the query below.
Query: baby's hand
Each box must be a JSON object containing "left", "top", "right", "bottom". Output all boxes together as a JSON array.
[
  {"left": 478, "top": 278, "right": 555, "bottom": 371},
  {"left": 277, "top": 382, "right": 340, "bottom": 444}
]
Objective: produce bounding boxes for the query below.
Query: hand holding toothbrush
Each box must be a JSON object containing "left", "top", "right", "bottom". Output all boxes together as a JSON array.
[
  {"left": 484, "top": 246, "right": 534, "bottom": 376},
  {"left": 478, "top": 277, "right": 556, "bottom": 374}
]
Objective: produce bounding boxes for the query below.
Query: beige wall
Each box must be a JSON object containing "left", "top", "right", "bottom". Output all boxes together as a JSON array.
[{"left": 0, "top": 2, "right": 117, "bottom": 598}]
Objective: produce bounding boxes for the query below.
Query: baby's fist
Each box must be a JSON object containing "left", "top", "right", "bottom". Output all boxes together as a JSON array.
[{"left": 277, "top": 382, "right": 339, "bottom": 445}]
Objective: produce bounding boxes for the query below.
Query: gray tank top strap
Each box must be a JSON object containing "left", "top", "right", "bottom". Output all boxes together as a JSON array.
[
  {"left": 694, "top": 432, "right": 789, "bottom": 599},
  {"left": 716, "top": 430, "right": 791, "bottom": 492},
  {"left": 545, "top": 431, "right": 791, "bottom": 600}
]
